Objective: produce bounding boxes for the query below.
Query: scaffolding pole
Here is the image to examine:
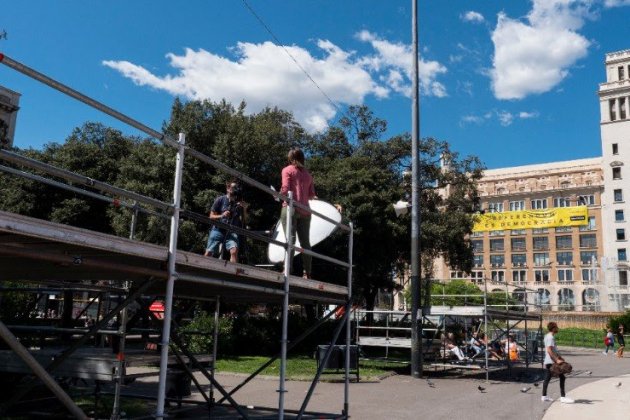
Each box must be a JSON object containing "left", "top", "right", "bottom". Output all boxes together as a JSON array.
[
  {"left": 278, "top": 192, "right": 294, "bottom": 420},
  {"left": 155, "top": 133, "right": 185, "bottom": 419}
]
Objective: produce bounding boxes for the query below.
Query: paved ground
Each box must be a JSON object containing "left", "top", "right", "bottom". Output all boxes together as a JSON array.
[{"left": 129, "top": 346, "right": 630, "bottom": 419}]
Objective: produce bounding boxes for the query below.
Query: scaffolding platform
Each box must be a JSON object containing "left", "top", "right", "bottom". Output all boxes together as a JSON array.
[{"left": 0, "top": 210, "right": 347, "bottom": 305}]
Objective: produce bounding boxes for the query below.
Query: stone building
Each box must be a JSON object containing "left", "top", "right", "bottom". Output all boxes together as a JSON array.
[{"left": 428, "top": 49, "right": 630, "bottom": 313}]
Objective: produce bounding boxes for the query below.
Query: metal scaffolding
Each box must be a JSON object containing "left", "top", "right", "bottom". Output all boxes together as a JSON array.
[{"left": 0, "top": 52, "right": 354, "bottom": 419}]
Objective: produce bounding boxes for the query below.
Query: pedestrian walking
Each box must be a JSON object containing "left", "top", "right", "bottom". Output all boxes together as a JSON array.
[
  {"left": 616, "top": 325, "right": 625, "bottom": 358},
  {"left": 603, "top": 327, "right": 615, "bottom": 355},
  {"left": 541, "top": 322, "right": 574, "bottom": 404}
]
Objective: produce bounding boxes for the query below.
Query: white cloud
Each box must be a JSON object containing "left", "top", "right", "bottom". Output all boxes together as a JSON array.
[
  {"left": 461, "top": 11, "right": 485, "bottom": 23},
  {"left": 604, "top": 0, "right": 630, "bottom": 7},
  {"left": 355, "top": 30, "right": 447, "bottom": 98},
  {"left": 519, "top": 111, "right": 540, "bottom": 119},
  {"left": 104, "top": 32, "right": 447, "bottom": 132},
  {"left": 490, "top": 0, "right": 596, "bottom": 100},
  {"left": 460, "top": 115, "right": 484, "bottom": 126},
  {"left": 460, "top": 109, "right": 539, "bottom": 126}
]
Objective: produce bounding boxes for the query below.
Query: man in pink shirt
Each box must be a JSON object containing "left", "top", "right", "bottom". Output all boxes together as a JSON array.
[{"left": 280, "top": 148, "right": 316, "bottom": 278}]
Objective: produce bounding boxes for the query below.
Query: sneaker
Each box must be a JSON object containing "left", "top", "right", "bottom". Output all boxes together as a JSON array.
[
  {"left": 603, "top": 351, "right": 608, "bottom": 355},
  {"left": 541, "top": 396, "right": 554, "bottom": 402},
  {"left": 560, "top": 397, "right": 574, "bottom": 404}
]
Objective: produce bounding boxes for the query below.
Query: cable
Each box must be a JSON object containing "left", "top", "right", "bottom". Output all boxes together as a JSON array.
[{"left": 240, "top": 0, "right": 344, "bottom": 117}]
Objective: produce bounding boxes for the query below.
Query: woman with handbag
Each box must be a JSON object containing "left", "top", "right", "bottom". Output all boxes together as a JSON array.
[{"left": 541, "top": 322, "right": 574, "bottom": 404}]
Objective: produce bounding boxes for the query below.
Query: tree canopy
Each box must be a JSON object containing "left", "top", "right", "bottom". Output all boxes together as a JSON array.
[{"left": 0, "top": 101, "right": 484, "bottom": 312}]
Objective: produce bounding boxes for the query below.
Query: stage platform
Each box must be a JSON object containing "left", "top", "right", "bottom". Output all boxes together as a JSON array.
[{"left": 0, "top": 210, "right": 348, "bottom": 304}]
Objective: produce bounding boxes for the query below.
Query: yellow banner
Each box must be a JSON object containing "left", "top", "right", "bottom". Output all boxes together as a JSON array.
[{"left": 473, "top": 206, "right": 588, "bottom": 232}]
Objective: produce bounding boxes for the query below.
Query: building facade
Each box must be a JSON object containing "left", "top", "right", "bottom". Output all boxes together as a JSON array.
[
  {"left": 431, "top": 49, "right": 630, "bottom": 313},
  {"left": 599, "top": 49, "right": 630, "bottom": 310},
  {"left": 0, "top": 85, "right": 20, "bottom": 148}
]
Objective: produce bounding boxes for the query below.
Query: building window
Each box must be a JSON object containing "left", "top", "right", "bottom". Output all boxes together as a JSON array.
[
  {"left": 558, "top": 289, "right": 576, "bottom": 310},
  {"left": 614, "top": 189, "right": 623, "bottom": 202},
  {"left": 580, "top": 251, "right": 597, "bottom": 265},
  {"left": 511, "top": 229, "right": 526, "bottom": 236},
  {"left": 620, "top": 271, "right": 629, "bottom": 287},
  {"left": 578, "top": 195, "right": 595, "bottom": 206},
  {"left": 610, "top": 99, "right": 617, "bottom": 121},
  {"left": 620, "top": 66, "right": 626, "bottom": 80},
  {"left": 471, "top": 231, "right": 484, "bottom": 237},
  {"left": 580, "top": 234, "right": 597, "bottom": 248},
  {"left": 512, "top": 270, "right": 527, "bottom": 282},
  {"left": 532, "top": 228, "right": 549, "bottom": 234},
  {"left": 558, "top": 269, "right": 573, "bottom": 282},
  {"left": 490, "top": 238, "right": 504, "bottom": 252},
  {"left": 557, "top": 252, "right": 573, "bottom": 266},
  {"left": 511, "top": 254, "right": 527, "bottom": 267},
  {"left": 473, "top": 254, "right": 484, "bottom": 267},
  {"left": 535, "top": 288, "right": 551, "bottom": 307},
  {"left": 472, "top": 240, "right": 483, "bottom": 252},
  {"left": 583, "top": 288, "right": 601, "bottom": 311},
  {"left": 450, "top": 271, "right": 465, "bottom": 279},
  {"left": 531, "top": 199, "right": 547, "bottom": 209},
  {"left": 489, "top": 230, "right": 505, "bottom": 236},
  {"left": 509, "top": 200, "right": 525, "bottom": 211},
  {"left": 617, "top": 228, "right": 626, "bottom": 241},
  {"left": 535, "top": 270, "right": 550, "bottom": 282},
  {"left": 554, "top": 197, "right": 572, "bottom": 207},
  {"left": 579, "top": 216, "right": 596, "bottom": 231},
  {"left": 511, "top": 237, "right": 526, "bottom": 251},
  {"left": 490, "top": 255, "right": 505, "bottom": 267},
  {"left": 616, "top": 210, "right": 625, "bottom": 222},
  {"left": 556, "top": 226, "right": 572, "bottom": 233},
  {"left": 491, "top": 271, "right": 505, "bottom": 282},
  {"left": 488, "top": 202, "right": 504, "bottom": 212},
  {"left": 613, "top": 143, "right": 619, "bottom": 155},
  {"left": 619, "top": 248, "right": 628, "bottom": 262},
  {"left": 582, "top": 268, "right": 598, "bottom": 282},
  {"left": 613, "top": 167, "right": 622, "bottom": 180},
  {"left": 621, "top": 98, "right": 628, "bottom": 120},
  {"left": 534, "top": 252, "right": 550, "bottom": 266},
  {"left": 471, "top": 271, "right": 484, "bottom": 283},
  {"left": 556, "top": 235, "right": 573, "bottom": 249},
  {"left": 533, "top": 236, "right": 549, "bottom": 250}
]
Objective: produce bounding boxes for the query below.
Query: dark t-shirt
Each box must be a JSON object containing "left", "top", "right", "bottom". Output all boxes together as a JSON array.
[
  {"left": 210, "top": 195, "right": 243, "bottom": 231},
  {"left": 617, "top": 331, "right": 625, "bottom": 346}
]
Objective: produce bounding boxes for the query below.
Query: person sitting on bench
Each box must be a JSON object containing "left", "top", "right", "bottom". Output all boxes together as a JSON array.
[
  {"left": 444, "top": 332, "right": 468, "bottom": 361},
  {"left": 469, "top": 331, "right": 485, "bottom": 358}
]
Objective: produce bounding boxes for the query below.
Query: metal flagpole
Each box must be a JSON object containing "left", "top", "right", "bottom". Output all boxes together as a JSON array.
[
  {"left": 155, "top": 133, "right": 186, "bottom": 419},
  {"left": 410, "top": 0, "right": 423, "bottom": 378}
]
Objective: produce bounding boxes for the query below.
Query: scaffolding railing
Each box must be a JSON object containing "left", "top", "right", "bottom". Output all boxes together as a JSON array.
[{"left": 0, "top": 52, "right": 354, "bottom": 420}]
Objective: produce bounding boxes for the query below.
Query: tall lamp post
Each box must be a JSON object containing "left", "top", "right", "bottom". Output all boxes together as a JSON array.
[{"left": 410, "top": 0, "right": 422, "bottom": 378}]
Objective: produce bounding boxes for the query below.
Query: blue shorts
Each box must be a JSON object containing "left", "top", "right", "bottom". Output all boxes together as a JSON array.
[{"left": 206, "top": 229, "right": 239, "bottom": 257}]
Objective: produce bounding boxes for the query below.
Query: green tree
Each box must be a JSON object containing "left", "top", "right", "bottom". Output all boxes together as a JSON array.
[{"left": 303, "top": 105, "right": 484, "bottom": 310}]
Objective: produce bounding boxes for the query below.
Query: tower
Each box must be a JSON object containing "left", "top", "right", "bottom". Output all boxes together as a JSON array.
[{"left": 599, "top": 50, "right": 630, "bottom": 311}]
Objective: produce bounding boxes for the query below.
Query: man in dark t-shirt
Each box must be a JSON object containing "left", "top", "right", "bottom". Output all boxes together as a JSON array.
[{"left": 204, "top": 181, "right": 248, "bottom": 262}]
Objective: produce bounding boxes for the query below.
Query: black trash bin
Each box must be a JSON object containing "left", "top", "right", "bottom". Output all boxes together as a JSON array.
[
  {"left": 166, "top": 369, "right": 192, "bottom": 398},
  {"left": 316, "top": 345, "right": 359, "bottom": 381}
]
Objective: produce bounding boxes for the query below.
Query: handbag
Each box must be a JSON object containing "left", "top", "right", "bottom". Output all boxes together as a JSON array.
[{"left": 550, "top": 361, "right": 573, "bottom": 377}]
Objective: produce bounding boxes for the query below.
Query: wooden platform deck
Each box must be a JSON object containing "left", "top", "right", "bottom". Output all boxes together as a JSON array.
[{"left": 0, "top": 210, "right": 347, "bottom": 304}]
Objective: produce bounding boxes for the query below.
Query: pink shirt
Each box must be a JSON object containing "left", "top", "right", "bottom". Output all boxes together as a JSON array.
[{"left": 281, "top": 164, "right": 316, "bottom": 215}]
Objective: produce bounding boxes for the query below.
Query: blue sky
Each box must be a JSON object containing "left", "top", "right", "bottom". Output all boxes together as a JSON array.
[{"left": 1, "top": 0, "right": 630, "bottom": 169}]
